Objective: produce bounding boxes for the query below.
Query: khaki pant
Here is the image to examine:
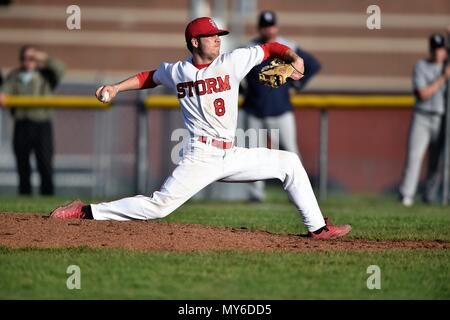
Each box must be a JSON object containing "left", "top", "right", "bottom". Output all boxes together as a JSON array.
[
  {"left": 399, "top": 111, "right": 445, "bottom": 201},
  {"left": 244, "top": 111, "right": 300, "bottom": 201}
]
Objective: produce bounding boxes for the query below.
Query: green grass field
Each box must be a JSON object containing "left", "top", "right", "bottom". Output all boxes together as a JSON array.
[{"left": 1, "top": 187, "right": 449, "bottom": 299}]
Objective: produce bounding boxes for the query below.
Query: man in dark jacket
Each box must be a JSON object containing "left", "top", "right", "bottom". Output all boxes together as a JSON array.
[{"left": 242, "top": 11, "right": 321, "bottom": 202}]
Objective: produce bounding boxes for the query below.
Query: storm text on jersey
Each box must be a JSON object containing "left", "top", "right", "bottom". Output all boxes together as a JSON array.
[{"left": 176, "top": 75, "right": 231, "bottom": 98}]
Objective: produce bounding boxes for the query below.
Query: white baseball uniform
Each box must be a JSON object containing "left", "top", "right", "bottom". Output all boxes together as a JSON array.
[{"left": 91, "top": 45, "right": 326, "bottom": 231}]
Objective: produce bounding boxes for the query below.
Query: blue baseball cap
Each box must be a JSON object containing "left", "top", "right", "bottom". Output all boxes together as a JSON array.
[{"left": 258, "top": 10, "right": 277, "bottom": 28}]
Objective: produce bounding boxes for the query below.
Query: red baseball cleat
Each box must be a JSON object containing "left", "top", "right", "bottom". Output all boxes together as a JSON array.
[
  {"left": 50, "top": 200, "right": 86, "bottom": 219},
  {"left": 308, "top": 217, "right": 352, "bottom": 239}
]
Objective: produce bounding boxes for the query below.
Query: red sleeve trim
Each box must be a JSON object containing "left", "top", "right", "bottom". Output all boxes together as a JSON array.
[
  {"left": 260, "top": 44, "right": 270, "bottom": 61},
  {"left": 260, "top": 42, "right": 290, "bottom": 62},
  {"left": 136, "top": 70, "right": 157, "bottom": 89}
]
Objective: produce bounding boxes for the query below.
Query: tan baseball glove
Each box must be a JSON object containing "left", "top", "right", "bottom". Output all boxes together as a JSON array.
[{"left": 258, "top": 58, "right": 296, "bottom": 88}]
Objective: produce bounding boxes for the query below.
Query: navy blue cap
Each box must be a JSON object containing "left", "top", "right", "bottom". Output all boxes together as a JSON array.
[
  {"left": 429, "top": 33, "right": 446, "bottom": 50},
  {"left": 258, "top": 10, "right": 277, "bottom": 28}
]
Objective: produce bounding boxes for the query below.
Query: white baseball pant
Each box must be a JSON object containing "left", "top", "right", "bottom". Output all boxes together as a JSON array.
[{"left": 91, "top": 137, "right": 326, "bottom": 232}]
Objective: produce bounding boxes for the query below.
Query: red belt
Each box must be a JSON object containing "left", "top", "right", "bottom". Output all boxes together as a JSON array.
[{"left": 198, "top": 136, "right": 233, "bottom": 149}]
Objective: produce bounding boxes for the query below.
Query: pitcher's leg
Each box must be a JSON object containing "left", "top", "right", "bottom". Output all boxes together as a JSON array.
[
  {"left": 91, "top": 157, "right": 220, "bottom": 220},
  {"left": 222, "top": 147, "right": 325, "bottom": 231}
]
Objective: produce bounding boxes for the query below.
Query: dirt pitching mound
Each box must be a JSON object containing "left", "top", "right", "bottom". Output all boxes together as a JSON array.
[{"left": 0, "top": 213, "right": 449, "bottom": 252}]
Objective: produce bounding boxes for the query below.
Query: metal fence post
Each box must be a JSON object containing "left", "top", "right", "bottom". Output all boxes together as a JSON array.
[
  {"left": 0, "top": 109, "right": 3, "bottom": 147},
  {"left": 443, "top": 78, "right": 450, "bottom": 205},
  {"left": 135, "top": 92, "right": 148, "bottom": 195},
  {"left": 92, "top": 109, "right": 106, "bottom": 198},
  {"left": 319, "top": 108, "right": 328, "bottom": 201}
]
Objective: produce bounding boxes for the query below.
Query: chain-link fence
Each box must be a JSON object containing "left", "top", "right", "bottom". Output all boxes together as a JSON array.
[
  {"left": 1, "top": 91, "right": 449, "bottom": 204},
  {"left": 0, "top": 87, "right": 139, "bottom": 198}
]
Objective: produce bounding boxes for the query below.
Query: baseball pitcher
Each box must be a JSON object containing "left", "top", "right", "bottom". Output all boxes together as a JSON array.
[{"left": 50, "top": 17, "right": 351, "bottom": 239}]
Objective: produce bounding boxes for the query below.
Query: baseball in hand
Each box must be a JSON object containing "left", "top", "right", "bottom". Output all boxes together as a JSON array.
[{"left": 101, "top": 90, "right": 110, "bottom": 103}]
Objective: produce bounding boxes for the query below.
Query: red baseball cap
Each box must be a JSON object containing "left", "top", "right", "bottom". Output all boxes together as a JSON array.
[{"left": 185, "top": 17, "right": 229, "bottom": 43}]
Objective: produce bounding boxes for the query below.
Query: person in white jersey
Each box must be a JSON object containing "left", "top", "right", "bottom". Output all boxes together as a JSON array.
[{"left": 50, "top": 17, "right": 351, "bottom": 239}]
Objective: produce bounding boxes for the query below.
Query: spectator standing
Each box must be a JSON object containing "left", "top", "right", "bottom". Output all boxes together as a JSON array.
[
  {"left": 399, "top": 34, "right": 450, "bottom": 206},
  {"left": 0, "top": 46, "right": 65, "bottom": 195}
]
